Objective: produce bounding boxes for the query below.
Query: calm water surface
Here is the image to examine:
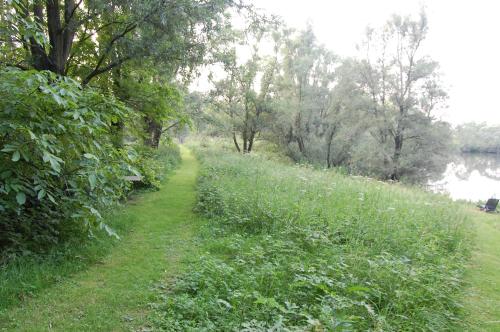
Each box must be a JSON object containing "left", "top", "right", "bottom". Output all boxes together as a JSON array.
[{"left": 428, "top": 153, "right": 500, "bottom": 202}]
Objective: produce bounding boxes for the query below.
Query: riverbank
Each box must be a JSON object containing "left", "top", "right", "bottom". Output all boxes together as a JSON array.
[{"left": 429, "top": 152, "right": 500, "bottom": 202}]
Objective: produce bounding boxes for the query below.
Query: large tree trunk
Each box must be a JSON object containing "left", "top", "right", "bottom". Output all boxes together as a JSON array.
[
  {"left": 28, "top": 0, "right": 77, "bottom": 74},
  {"left": 18, "top": 0, "right": 134, "bottom": 83},
  {"left": 232, "top": 132, "right": 241, "bottom": 152},
  {"left": 145, "top": 118, "right": 162, "bottom": 148},
  {"left": 247, "top": 130, "right": 256, "bottom": 153},
  {"left": 390, "top": 131, "right": 403, "bottom": 180},
  {"left": 325, "top": 128, "right": 336, "bottom": 168}
]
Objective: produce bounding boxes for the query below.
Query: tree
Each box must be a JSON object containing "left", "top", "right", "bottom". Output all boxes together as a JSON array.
[
  {"left": 456, "top": 123, "right": 500, "bottom": 153},
  {"left": 323, "top": 59, "right": 370, "bottom": 168},
  {"left": 210, "top": 24, "right": 280, "bottom": 153},
  {"left": 1, "top": 0, "right": 243, "bottom": 85},
  {"left": 115, "top": 64, "right": 186, "bottom": 148},
  {"left": 358, "top": 12, "right": 449, "bottom": 180},
  {"left": 274, "top": 25, "right": 338, "bottom": 161}
]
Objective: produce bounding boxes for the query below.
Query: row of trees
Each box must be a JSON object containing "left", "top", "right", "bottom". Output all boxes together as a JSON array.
[
  {"left": 205, "top": 12, "right": 453, "bottom": 182},
  {"left": 455, "top": 123, "right": 500, "bottom": 153}
]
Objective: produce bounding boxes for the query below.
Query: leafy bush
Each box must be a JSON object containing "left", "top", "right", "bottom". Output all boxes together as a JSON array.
[
  {"left": 127, "top": 144, "right": 181, "bottom": 189},
  {"left": 0, "top": 138, "right": 182, "bottom": 310},
  {"left": 152, "top": 147, "right": 471, "bottom": 331},
  {"left": 0, "top": 69, "right": 134, "bottom": 256}
]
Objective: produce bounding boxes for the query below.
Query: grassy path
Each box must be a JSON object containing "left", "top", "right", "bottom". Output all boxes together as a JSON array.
[
  {"left": 0, "top": 147, "right": 200, "bottom": 331},
  {"left": 464, "top": 209, "right": 500, "bottom": 331}
]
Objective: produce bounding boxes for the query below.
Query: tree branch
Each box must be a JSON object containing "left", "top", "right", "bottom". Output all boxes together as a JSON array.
[
  {"left": 82, "top": 55, "right": 132, "bottom": 85},
  {"left": 161, "top": 121, "right": 182, "bottom": 133}
]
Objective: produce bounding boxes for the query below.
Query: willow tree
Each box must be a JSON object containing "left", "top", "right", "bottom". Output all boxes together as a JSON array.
[
  {"left": 274, "top": 25, "right": 337, "bottom": 160},
  {"left": 358, "top": 12, "right": 448, "bottom": 180},
  {"left": 210, "top": 24, "right": 280, "bottom": 153}
]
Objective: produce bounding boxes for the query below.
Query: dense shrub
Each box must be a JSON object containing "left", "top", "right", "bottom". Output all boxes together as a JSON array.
[
  {"left": 128, "top": 144, "right": 181, "bottom": 189},
  {"left": 152, "top": 147, "right": 471, "bottom": 331},
  {"left": 0, "top": 138, "right": 182, "bottom": 309},
  {"left": 0, "top": 69, "right": 135, "bottom": 256}
]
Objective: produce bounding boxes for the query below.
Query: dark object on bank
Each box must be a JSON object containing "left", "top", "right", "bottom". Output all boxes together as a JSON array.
[{"left": 477, "top": 198, "right": 499, "bottom": 212}]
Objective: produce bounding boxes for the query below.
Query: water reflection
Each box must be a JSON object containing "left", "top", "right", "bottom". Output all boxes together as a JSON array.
[{"left": 428, "top": 153, "right": 500, "bottom": 202}]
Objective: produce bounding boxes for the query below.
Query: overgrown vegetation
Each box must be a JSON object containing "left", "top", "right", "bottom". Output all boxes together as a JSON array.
[
  {"left": 151, "top": 146, "right": 471, "bottom": 331},
  {"left": 0, "top": 67, "right": 182, "bottom": 257},
  {"left": 0, "top": 1, "right": 494, "bottom": 330},
  {"left": 0, "top": 69, "right": 132, "bottom": 256},
  {"left": 0, "top": 144, "right": 180, "bottom": 310},
  {"left": 0, "top": 0, "right": 249, "bottom": 257}
]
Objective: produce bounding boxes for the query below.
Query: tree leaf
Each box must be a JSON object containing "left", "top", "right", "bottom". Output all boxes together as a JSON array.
[
  {"left": 12, "top": 151, "right": 20, "bottom": 162},
  {"left": 89, "top": 174, "right": 97, "bottom": 190},
  {"left": 16, "top": 192, "right": 26, "bottom": 205},
  {"left": 83, "top": 153, "right": 98, "bottom": 160},
  {"left": 49, "top": 158, "right": 61, "bottom": 173},
  {"left": 1, "top": 144, "right": 17, "bottom": 152},
  {"left": 37, "top": 189, "right": 46, "bottom": 200}
]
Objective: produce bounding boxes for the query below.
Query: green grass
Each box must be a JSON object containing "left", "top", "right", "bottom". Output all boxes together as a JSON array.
[
  {"left": 1, "top": 143, "right": 497, "bottom": 331},
  {"left": 0, "top": 146, "right": 201, "bottom": 331},
  {"left": 463, "top": 209, "right": 500, "bottom": 331},
  {"left": 152, "top": 146, "right": 472, "bottom": 331}
]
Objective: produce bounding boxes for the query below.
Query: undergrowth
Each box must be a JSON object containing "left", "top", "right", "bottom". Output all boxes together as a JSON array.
[
  {"left": 0, "top": 144, "right": 180, "bottom": 311},
  {"left": 152, "top": 146, "right": 471, "bottom": 331}
]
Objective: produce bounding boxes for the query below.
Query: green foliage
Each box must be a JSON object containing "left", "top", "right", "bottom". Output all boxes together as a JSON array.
[
  {"left": 0, "top": 0, "right": 247, "bottom": 83},
  {"left": 152, "top": 147, "right": 471, "bottom": 331},
  {"left": 0, "top": 143, "right": 181, "bottom": 311},
  {"left": 200, "top": 14, "right": 452, "bottom": 183},
  {"left": 0, "top": 0, "right": 261, "bottom": 256},
  {"left": 208, "top": 23, "right": 280, "bottom": 153},
  {"left": 115, "top": 66, "right": 189, "bottom": 147},
  {"left": 128, "top": 144, "right": 182, "bottom": 188},
  {"left": 0, "top": 68, "right": 134, "bottom": 255}
]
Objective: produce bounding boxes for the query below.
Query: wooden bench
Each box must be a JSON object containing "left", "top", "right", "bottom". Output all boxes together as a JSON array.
[{"left": 123, "top": 176, "right": 143, "bottom": 182}]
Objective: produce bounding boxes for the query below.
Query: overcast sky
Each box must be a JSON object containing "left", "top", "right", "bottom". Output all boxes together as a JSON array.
[{"left": 251, "top": 0, "right": 500, "bottom": 125}]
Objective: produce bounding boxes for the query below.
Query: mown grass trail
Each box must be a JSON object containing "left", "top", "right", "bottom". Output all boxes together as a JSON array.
[
  {"left": 0, "top": 147, "right": 200, "bottom": 331},
  {"left": 464, "top": 209, "right": 500, "bottom": 331}
]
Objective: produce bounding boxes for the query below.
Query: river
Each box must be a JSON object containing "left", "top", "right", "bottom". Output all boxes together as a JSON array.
[{"left": 428, "top": 153, "right": 500, "bottom": 202}]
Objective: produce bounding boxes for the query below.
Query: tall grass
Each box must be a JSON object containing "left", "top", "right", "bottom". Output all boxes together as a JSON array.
[{"left": 152, "top": 146, "right": 471, "bottom": 331}]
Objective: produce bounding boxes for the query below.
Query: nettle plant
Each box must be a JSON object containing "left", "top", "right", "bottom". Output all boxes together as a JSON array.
[{"left": 0, "top": 68, "right": 134, "bottom": 253}]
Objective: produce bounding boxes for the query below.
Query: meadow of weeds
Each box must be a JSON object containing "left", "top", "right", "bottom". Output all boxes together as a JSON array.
[{"left": 152, "top": 146, "right": 471, "bottom": 331}]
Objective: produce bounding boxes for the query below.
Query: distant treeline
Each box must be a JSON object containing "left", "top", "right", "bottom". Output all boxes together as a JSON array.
[{"left": 456, "top": 123, "right": 500, "bottom": 153}]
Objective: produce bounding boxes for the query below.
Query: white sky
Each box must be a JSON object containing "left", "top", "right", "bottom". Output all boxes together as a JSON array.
[{"left": 251, "top": 0, "right": 500, "bottom": 125}]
